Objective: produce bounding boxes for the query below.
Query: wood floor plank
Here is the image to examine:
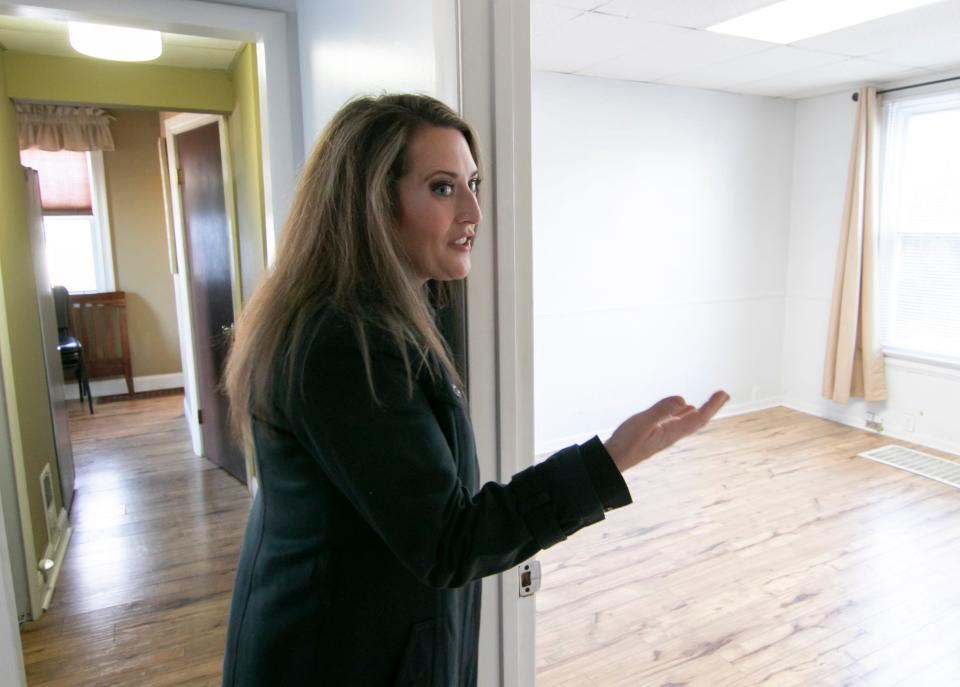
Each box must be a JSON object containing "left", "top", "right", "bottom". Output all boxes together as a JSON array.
[
  {"left": 536, "top": 409, "right": 960, "bottom": 686},
  {"left": 20, "top": 394, "right": 250, "bottom": 687},
  {"left": 19, "top": 397, "right": 960, "bottom": 685}
]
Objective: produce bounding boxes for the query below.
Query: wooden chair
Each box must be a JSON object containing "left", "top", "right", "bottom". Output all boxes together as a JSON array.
[{"left": 67, "top": 291, "right": 134, "bottom": 396}]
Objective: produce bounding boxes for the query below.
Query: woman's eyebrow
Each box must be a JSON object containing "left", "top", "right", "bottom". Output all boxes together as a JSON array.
[{"left": 423, "top": 169, "right": 480, "bottom": 181}]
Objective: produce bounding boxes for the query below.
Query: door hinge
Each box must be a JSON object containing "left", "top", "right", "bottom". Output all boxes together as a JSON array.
[
  {"left": 177, "top": 167, "right": 184, "bottom": 185},
  {"left": 197, "top": 409, "right": 203, "bottom": 425},
  {"left": 519, "top": 560, "right": 541, "bottom": 598}
]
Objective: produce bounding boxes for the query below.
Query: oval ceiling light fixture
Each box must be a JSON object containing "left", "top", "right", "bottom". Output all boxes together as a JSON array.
[{"left": 67, "top": 21, "right": 162, "bottom": 62}]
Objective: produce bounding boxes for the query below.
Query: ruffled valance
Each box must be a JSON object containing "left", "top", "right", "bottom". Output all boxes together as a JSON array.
[{"left": 16, "top": 104, "right": 116, "bottom": 152}]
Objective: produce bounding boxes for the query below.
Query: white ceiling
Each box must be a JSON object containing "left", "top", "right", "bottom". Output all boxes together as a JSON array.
[
  {"left": 533, "top": 0, "right": 960, "bottom": 98},
  {"left": 0, "top": 15, "right": 243, "bottom": 70}
]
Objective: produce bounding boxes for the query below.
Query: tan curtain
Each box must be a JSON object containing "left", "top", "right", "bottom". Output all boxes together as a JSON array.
[
  {"left": 822, "top": 86, "right": 887, "bottom": 404},
  {"left": 16, "top": 104, "right": 115, "bottom": 152}
]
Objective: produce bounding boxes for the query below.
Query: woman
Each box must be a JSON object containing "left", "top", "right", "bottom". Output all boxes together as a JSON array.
[{"left": 221, "top": 93, "right": 728, "bottom": 686}]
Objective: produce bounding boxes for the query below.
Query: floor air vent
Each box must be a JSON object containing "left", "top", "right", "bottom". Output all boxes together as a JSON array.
[{"left": 858, "top": 445, "right": 960, "bottom": 489}]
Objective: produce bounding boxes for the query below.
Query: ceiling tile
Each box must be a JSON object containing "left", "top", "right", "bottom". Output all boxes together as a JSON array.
[
  {"left": 794, "top": 0, "right": 960, "bottom": 57},
  {"left": 866, "top": 39, "right": 960, "bottom": 71},
  {"left": 533, "top": 12, "right": 678, "bottom": 73},
  {"left": 734, "top": 58, "right": 929, "bottom": 98},
  {"left": 596, "top": 0, "right": 782, "bottom": 28},
  {"left": 536, "top": 0, "right": 609, "bottom": 10},
  {"left": 581, "top": 26, "right": 769, "bottom": 82},
  {"left": 661, "top": 46, "right": 847, "bottom": 91},
  {"left": 531, "top": 1, "right": 584, "bottom": 37}
]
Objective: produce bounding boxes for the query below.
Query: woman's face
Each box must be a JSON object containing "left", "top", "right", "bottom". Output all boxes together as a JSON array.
[{"left": 395, "top": 126, "right": 481, "bottom": 284}]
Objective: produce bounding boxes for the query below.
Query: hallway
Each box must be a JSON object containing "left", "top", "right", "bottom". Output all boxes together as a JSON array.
[{"left": 19, "top": 394, "right": 251, "bottom": 686}]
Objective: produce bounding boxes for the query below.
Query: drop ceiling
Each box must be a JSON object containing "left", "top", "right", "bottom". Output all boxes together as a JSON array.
[
  {"left": 0, "top": 15, "right": 243, "bottom": 70},
  {"left": 533, "top": 0, "right": 960, "bottom": 98}
]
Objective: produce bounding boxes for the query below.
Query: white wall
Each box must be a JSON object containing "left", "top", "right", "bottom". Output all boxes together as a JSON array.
[
  {"left": 532, "top": 72, "right": 795, "bottom": 454},
  {"left": 783, "top": 91, "right": 960, "bottom": 455},
  {"left": 295, "top": 0, "right": 459, "bottom": 148}
]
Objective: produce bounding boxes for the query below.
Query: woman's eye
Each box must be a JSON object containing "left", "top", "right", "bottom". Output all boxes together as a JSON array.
[
  {"left": 468, "top": 178, "right": 481, "bottom": 194},
  {"left": 432, "top": 182, "right": 454, "bottom": 197}
]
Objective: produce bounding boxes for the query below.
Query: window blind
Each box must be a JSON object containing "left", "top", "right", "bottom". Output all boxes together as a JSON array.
[{"left": 19, "top": 148, "right": 93, "bottom": 215}]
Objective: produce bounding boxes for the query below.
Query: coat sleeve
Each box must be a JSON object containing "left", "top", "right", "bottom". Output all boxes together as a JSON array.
[{"left": 287, "top": 334, "right": 632, "bottom": 589}]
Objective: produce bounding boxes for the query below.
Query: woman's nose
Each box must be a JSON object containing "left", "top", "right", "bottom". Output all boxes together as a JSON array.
[{"left": 458, "top": 186, "right": 482, "bottom": 226}]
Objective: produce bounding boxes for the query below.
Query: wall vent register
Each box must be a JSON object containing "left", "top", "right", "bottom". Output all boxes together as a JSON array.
[{"left": 858, "top": 445, "right": 960, "bottom": 489}]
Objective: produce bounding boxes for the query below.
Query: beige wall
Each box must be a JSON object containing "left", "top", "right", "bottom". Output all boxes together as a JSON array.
[{"left": 103, "top": 111, "right": 182, "bottom": 378}]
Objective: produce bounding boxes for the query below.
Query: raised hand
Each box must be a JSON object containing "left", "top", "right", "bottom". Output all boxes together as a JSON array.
[{"left": 603, "top": 391, "right": 730, "bottom": 473}]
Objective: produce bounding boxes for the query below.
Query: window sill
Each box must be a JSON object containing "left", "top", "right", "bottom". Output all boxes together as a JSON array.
[{"left": 883, "top": 347, "right": 960, "bottom": 377}]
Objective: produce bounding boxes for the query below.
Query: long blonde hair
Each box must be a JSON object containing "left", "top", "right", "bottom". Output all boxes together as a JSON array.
[{"left": 224, "top": 94, "right": 478, "bottom": 446}]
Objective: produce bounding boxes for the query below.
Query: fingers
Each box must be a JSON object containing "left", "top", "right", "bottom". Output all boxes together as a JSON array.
[
  {"left": 644, "top": 395, "right": 688, "bottom": 423},
  {"left": 659, "top": 390, "right": 730, "bottom": 443},
  {"left": 699, "top": 390, "right": 730, "bottom": 421}
]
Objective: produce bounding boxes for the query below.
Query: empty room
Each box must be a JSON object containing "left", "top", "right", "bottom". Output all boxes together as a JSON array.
[{"left": 531, "top": 1, "right": 960, "bottom": 685}]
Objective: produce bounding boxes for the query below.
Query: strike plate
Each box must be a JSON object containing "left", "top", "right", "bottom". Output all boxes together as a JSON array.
[{"left": 519, "top": 560, "right": 541, "bottom": 597}]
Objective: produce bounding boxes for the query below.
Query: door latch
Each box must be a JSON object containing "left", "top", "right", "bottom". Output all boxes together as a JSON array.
[{"left": 518, "top": 560, "right": 541, "bottom": 597}]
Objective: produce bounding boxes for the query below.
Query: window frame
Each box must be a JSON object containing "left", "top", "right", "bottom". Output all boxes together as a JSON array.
[
  {"left": 877, "top": 88, "right": 960, "bottom": 368},
  {"left": 35, "top": 150, "right": 116, "bottom": 294},
  {"left": 85, "top": 150, "right": 116, "bottom": 293}
]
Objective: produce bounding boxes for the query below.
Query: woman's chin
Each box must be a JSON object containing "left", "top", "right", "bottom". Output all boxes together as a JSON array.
[{"left": 439, "top": 257, "right": 472, "bottom": 282}]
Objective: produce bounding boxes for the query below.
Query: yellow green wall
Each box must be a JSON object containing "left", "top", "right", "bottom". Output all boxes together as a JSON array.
[
  {"left": 104, "top": 111, "right": 182, "bottom": 377},
  {"left": 228, "top": 44, "right": 267, "bottom": 303},
  {"left": 2, "top": 52, "right": 234, "bottom": 113},
  {"left": 0, "top": 50, "right": 62, "bottom": 568}
]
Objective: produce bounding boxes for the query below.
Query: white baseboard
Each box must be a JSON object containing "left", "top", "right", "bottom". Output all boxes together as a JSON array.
[
  {"left": 40, "top": 508, "right": 71, "bottom": 612},
  {"left": 63, "top": 372, "right": 183, "bottom": 400},
  {"left": 536, "top": 396, "right": 958, "bottom": 465},
  {"left": 782, "top": 396, "right": 960, "bottom": 457},
  {"left": 716, "top": 396, "right": 784, "bottom": 418}
]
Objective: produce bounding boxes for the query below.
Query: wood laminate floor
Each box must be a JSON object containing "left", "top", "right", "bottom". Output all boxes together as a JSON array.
[
  {"left": 535, "top": 407, "right": 960, "bottom": 687},
  {"left": 18, "top": 397, "right": 960, "bottom": 686},
  {"left": 20, "top": 394, "right": 250, "bottom": 687}
]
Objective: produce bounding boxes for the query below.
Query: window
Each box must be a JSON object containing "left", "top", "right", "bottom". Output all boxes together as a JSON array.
[
  {"left": 879, "top": 90, "right": 960, "bottom": 365},
  {"left": 19, "top": 148, "right": 114, "bottom": 293}
]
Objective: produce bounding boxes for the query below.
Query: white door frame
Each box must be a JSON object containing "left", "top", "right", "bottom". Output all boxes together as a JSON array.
[
  {"left": 461, "top": 1, "right": 535, "bottom": 685},
  {"left": 163, "top": 113, "right": 251, "bottom": 485}
]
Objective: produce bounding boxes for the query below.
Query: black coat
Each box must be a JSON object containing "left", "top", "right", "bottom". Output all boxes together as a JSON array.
[{"left": 221, "top": 312, "right": 631, "bottom": 686}]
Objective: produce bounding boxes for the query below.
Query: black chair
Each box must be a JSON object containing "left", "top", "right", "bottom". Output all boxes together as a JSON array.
[{"left": 53, "top": 286, "right": 93, "bottom": 414}]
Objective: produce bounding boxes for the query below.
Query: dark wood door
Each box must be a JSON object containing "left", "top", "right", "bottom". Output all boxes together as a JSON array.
[{"left": 175, "top": 122, "right": 246, "bottom": 483}]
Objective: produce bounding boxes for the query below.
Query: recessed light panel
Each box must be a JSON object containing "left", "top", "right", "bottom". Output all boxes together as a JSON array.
[{"left": 707, "top": 0, "right": 945, "bottom": 45}]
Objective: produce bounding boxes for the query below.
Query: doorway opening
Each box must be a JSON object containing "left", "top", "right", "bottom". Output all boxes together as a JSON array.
[{"left": 2, "top": 0, "right": 300, "bottom": 684}]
